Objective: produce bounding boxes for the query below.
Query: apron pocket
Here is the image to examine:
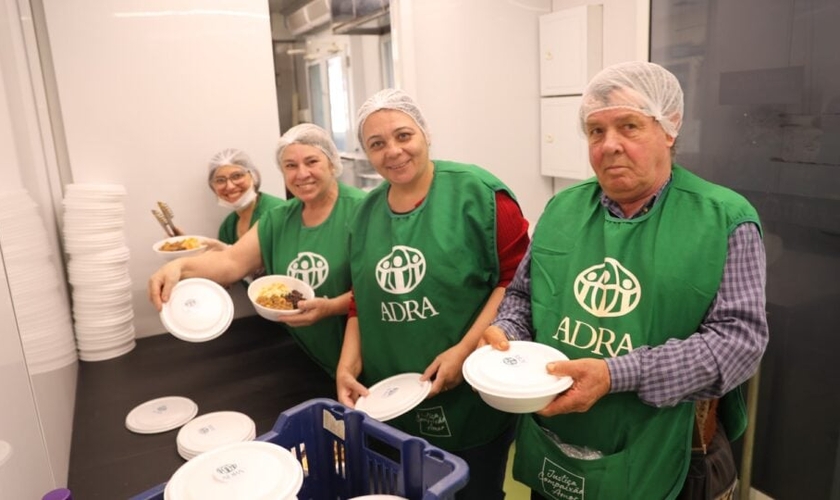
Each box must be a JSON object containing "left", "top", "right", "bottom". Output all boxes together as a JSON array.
[{"left": 513, "top": 415, "right": 630, "bottom": 500}]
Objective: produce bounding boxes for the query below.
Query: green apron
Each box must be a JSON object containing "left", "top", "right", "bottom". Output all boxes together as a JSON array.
[
  {"left": 218, "top": 192, "right": 285, "bottom": 244},
  {"left": 349, "top": 161, "right": 517, "bottom": 450},
  {"left": 515, "top": 166, "right": 760, "bottom": 499},
  {"left": 258, "top": 183, "right": 366, "bottom": 377}
]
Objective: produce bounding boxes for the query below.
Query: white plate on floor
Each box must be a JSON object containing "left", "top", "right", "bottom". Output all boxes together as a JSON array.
[{"left": 125, "top": 396, "right": 198, "bottom": 434}]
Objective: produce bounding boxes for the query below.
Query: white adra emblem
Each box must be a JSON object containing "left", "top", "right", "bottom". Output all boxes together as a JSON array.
[
  {"left": 573, "top": 257, "right": 641, "bottom": 317},
  {"left": 287, "top": 251, "right": 329, "bottom": 290},
  {"left": 376, "top": 245, "right": 426, "bottom": 294}
]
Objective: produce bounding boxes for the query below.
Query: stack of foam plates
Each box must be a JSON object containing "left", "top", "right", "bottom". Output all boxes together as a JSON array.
[
  {"left": 176, "top": 411, "right": 257, "bottom": 460},
  {"left": 0, "top": 189, "right": 77, "bottom": 374},
  {"left": 62, "top": 184, "right": 136, "bottom": 361},
  {"left": 354, "top": 373, "right": 431, "bottom": 422},
  {"left": 164, "top": 441, "right": 303, "bottom": 500},
  {"left": 125, "top": 396, "right": 199, "bottom": 434}
]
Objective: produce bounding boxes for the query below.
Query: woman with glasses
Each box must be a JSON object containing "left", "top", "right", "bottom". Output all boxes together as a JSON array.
[
  {"left": 149, "top": 125, "right": 367, "bottom": 377},
  {"left": 207, "top": 148, "right": 286, "bottom": 245}
]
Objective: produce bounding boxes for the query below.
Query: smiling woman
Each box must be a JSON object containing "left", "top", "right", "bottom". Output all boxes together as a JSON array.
[
  {"left": 205, "top": 149, "right": 286, "bottom": 246},
  {"left": 148, "top": 124, "right": 367, "bottom": 379},
  {"left": 336, "top": 89, "right": 532, "bottom": 500}
]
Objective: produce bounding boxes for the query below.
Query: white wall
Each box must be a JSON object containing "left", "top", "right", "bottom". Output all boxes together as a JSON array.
[
  {"left": 40, "top": 0, "right": 285, "bottom": 337},
  {"left": 391, "top": 0, "right": 649, "bottom": 220},
  {"left": 391, "top": 0, "right": 554, "bottom": 225},
  {"left": 0, "top": 0, "right": 77, "bottom": 492},
  {"left": 0, "top": 76, "right": 21, "bottom": 182}
]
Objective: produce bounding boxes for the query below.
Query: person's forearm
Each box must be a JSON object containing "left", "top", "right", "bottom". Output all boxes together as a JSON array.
[
  {"left": 177, "top": 249, "right": 241, "bottom": 284},
  {"left": 491, "top": 248, "right": 535, "bottom": 341},
  {"left": 325, "top": 291, "right": 353, "bottom": 317},
  {"left": 180, "top": 227, "right": 262, "bottom": 285},
  {"left": 457, "top": 287, "right": 507, "bottom": 351},
  {"left": 337, "top": 317, "right": 363, "bottom": 377}
]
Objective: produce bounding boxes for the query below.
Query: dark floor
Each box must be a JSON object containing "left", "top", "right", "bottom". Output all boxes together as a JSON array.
[{"left": 67, "top": 315, "right": 335, "bottom": 500}]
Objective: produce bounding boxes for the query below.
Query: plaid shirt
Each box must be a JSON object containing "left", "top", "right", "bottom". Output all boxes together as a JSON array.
[{"left": 492, "top": 180, "right": 768, "bottom": 407}]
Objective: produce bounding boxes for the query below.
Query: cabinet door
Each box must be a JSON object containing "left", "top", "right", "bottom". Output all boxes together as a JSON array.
[
  {"left": 540, "top": 96, "right": 593, "bottom": 180},
  {"left": 539, "top": 5, "right": 603, "bottom": 97}
]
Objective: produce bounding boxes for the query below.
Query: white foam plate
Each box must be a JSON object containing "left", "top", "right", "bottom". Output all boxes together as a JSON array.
[
  {"left": 165, "top": 441, "right": 303, "bottom": 500},
  {"left": 160, "top": 279, "right": 233, "bottom": 343},
  {"left": 176, "top": 411, "right": 256, "bottom": 459},
  {"left": 463, "top": 342, "right": 574, "bottom": 398},
  {"left": 354, "top": 373, "right": 431, "bottom": 422},
  {"left": 126, "top": 396, "right": 199, "bottom": 434}
]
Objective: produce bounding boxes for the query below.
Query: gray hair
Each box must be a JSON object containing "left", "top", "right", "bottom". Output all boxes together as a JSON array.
[{"left": 276, "top": 123, "right": 343, "bottom": 177}]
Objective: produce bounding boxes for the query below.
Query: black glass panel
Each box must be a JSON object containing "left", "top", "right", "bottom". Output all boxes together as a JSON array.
[{"left": 651, "top": 1, "right": 840, "bottom": 499}]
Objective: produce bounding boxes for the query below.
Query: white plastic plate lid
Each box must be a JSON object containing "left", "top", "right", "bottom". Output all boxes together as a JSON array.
[
  {"left": 165, "top": 441, "right": 303, "bottom": 500},
  {"left": 176, "top": 411, "right": 256, "bottom": 455},
  {"left": 354, "top": 372, "right": 431, "bottom": 422},
  {"left": 126, "top": 396, "right": 198, "bottom": 434},
  {"left": 463, "top": 342, "right": 573, "bottom": 397},
  {"left": 160, "top": 278, "right": 234, "bottom": 342}
]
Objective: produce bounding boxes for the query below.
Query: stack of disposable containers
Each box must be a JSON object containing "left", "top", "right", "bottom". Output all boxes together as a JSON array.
[
  {"left": 62, "top": 184, "right": 136, "bottom": 361},
  {"left": 175, "top": 411, "right": 257, "bottom": 460},
  {"left": 0, "top": 189, "right": 77, "bottom": 373}
]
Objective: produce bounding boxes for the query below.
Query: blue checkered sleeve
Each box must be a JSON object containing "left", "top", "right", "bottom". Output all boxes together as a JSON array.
[
  {"left": 606, "top": 222, "right": 768, "bottom": 406},
  {"left": 492, "top": 245, "right": 535, "bottom": 341}
]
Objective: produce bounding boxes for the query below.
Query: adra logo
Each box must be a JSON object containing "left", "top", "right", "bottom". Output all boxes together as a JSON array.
[
  {"left": 573, "top": 258, "right": 641, "bottom": 317},
  {"left": 375, "top": 245, "right": 439, "bottom": 322},
  {"left": 376, "top": 245, "right": 426, "bottom": 294},
  {"left": 287, "top": 251, "right": 329, "bottom": 290}
]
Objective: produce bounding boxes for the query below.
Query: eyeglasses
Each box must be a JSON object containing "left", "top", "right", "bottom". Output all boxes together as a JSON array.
[{"left": 212, "top": 171, "right": 249, "bottom": 187}]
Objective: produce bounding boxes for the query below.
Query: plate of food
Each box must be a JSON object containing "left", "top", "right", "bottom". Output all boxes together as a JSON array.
[
  {"left": 152, "top": 235, "right": 208, "bottom": 260},
  {"left": 248, "top": 275, "right": 315, "bottom": 320}
]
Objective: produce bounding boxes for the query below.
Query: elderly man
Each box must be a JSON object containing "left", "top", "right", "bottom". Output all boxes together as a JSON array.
[{"left": 484, "top": 61, "right": 768, "bottom": 499}]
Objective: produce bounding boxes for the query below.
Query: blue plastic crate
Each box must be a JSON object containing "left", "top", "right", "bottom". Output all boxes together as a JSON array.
[{"left": 130, "top": 398, "right": 468, "bottom": 500}]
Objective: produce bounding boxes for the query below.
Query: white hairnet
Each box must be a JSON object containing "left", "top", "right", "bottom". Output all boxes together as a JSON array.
[
  {"left": 207, "top": 148, "right": 261, "bottom": 190},
  {"left": 580, "top": 61, "right": 684, "bottom": 138},
  {"left": 356, "top": 88, "right": 431, "bottom": 149},
  {"left": 276, "top": 123, "right": 343, "bottom": 177}
]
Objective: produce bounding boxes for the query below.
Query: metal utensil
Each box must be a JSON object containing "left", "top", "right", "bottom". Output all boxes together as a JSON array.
[
  {"left": 158, "top": 201, "right": 175, "bottom": 227},
  {"left": 152, "top": 209, "right": 175, "bottom": 237},
  {"left": 152, "top": 201, "right": 178, "bottom": 237}
]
